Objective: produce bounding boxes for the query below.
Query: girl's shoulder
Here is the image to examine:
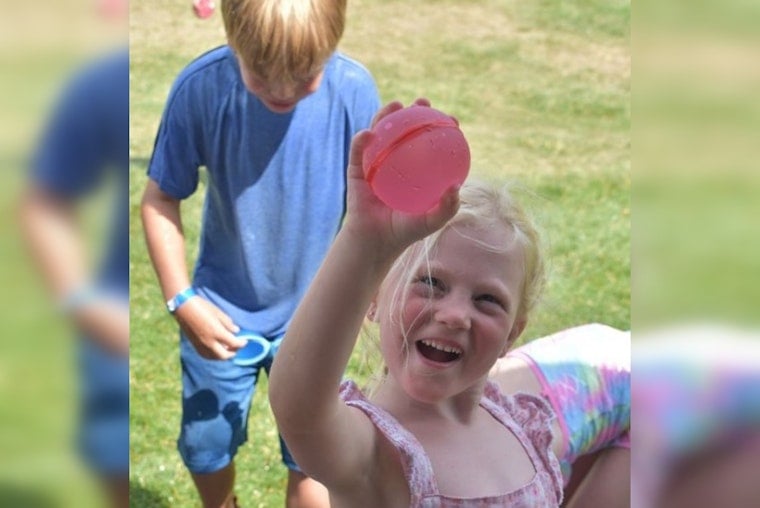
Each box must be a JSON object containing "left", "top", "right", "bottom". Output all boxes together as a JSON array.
[
  {"left": 483, "top": 381, "right": 555, "bottom": 427},
  {"left": 483, "top": 382, "right": 565, "bottom": 503}
]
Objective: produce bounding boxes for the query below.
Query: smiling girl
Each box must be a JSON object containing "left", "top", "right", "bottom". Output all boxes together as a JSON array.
[{"left": 269, "top": 100, "right": 563, "bottom": 507}]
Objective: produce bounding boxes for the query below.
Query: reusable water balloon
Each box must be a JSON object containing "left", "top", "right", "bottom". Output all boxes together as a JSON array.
[
  {"left": 363, "top": 105, "right": 470, "bottom": 214},
  {"left": 232, "top": 330, "right": 283, "bottom": 366},
  {"left": 193, "top": 0, "right": 215, "bottom": 19}
]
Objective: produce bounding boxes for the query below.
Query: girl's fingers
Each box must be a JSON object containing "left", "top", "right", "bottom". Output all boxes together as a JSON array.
[
  {"left": 347, "top": 129, "right": 375, "bottom": 180},
  {"left": 370, "top": 100, "right": 404, "bottom": 128},
  {"left": 425, "top": 185, "right": 461, "bottom": 231}
]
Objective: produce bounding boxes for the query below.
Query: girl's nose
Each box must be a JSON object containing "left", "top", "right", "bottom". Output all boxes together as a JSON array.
[{"left": 433, "top": 294, "right": 471, "bottom": 330}]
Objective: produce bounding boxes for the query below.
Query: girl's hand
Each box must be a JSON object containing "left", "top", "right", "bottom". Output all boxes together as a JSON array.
[{"left": 344, "top": 98, "right": 460, "bottom": 253}]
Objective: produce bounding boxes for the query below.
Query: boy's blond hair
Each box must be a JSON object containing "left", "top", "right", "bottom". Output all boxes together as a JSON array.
[{"left": 222, "top": 0, "right": 347, "bottom": 84}]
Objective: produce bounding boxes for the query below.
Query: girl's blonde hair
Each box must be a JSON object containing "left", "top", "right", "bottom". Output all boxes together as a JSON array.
[
  {"left": 383, "top": 179, "right": 546, "bottom": 330},
  {"left": 222, "top": 0, "right": 346, "bottom": 85}
]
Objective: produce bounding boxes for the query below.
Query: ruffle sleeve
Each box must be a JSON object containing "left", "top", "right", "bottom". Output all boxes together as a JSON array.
[{"left": 484, "top": 382, "right": 565, "bottom": 504}]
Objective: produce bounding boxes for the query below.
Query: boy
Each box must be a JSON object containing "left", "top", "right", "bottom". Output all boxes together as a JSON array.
[{"left": 140, "top": 0, "right": 380, "bottom": 506}]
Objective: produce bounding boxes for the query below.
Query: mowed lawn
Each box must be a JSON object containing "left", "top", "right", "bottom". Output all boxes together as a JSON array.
[{"left": 129, "top": 0, "right": 629, "bottom": 506}]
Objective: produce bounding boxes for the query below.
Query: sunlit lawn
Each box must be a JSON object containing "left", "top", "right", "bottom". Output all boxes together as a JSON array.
[{"left": 129, "top": 1, "right": 629, "bottom": 505}]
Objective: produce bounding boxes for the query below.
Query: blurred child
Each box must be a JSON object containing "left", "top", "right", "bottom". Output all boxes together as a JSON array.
[
  {"left": 632, "top": 325, "right": 760, "bottom": 508},
  {"left": 19, "top": 47, "right": 129, "bottom": 508},
  {"left": 492, "top": 323, "right": 631, "bottom": 507},
  {"left": 270, "top": 100, "right": 564, "bottom": 506},
  {"left": 140, "top": 0, "right": 380, "bottom": 506}
]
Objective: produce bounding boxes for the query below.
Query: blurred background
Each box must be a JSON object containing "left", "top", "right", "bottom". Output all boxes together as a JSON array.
[
  {"left": 634, "top": 0, "right": 760, "bottom": 506},
  {"left": 1, "top": 0, "right": 127, "bottom": 506}
]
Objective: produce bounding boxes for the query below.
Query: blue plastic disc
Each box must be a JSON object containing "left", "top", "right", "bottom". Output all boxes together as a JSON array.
[{"left": 233, "top": 332, "right": 270, "bottom": 366}]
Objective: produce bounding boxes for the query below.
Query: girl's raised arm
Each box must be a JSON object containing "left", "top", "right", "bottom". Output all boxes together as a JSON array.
[{"left": 269, "top": 100, "right": 460, "bottom": 492}]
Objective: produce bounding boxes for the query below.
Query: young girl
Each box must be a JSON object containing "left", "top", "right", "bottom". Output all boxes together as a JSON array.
[{"left": 269, "top": 100, "right": 563, "bottom": 507}]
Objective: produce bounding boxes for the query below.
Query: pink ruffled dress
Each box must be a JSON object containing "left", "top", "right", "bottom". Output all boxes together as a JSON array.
[{"left": 340, "top": 381, "right": 564, "bottom": 507}]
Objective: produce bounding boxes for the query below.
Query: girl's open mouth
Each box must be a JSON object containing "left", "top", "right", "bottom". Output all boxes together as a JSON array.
[{"left": 416, "top": 339, "right": 463, "bottom": 363}]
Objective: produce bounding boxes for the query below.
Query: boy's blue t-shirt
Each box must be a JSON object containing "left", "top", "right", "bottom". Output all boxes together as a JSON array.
[{"left": 148, "top": 46, "right": 380, "bottom": 336}]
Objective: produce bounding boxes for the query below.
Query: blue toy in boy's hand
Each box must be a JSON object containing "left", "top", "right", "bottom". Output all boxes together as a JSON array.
[{"left": 233, "top": 330, "right": 283, "bottom": 366}]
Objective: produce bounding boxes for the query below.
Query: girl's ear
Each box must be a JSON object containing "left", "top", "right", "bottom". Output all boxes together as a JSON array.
[
  {"left": 500, "top": 319, "right": 527, "bottom": 357},
  {"left": 366, "top": 300, "right": 378, "bottom": 322}
]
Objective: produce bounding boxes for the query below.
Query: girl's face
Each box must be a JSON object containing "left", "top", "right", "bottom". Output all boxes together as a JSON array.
[{"left": 375, "top": 222, "right": 527, "bottom": 404}]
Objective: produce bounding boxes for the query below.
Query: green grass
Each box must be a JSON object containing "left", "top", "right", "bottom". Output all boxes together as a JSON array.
[{"left": 129, "top": 0, "right": 629, "bottom": 505}]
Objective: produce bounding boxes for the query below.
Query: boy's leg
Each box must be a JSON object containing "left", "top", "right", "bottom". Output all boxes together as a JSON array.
[
  {"left": 178, "top": 333, "right": 259, "bottom": 508},
  {"left": 286, "top": 469, "right": 330, "bottom": 508},
  {"left": 191, "top": 462, "right": 237, "bottom": 508}
]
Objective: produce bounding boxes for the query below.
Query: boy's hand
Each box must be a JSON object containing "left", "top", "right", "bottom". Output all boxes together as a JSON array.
[
  {"left": 173, "top": 297, "right": 245, "bottom": 360},
  {"left": 343, "top": 98, "right": 460, "bottom": 253}
]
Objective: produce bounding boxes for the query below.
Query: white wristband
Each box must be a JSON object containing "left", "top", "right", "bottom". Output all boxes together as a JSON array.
[{"left": 59, "top": 286, "right": 99, "bottom": 314}]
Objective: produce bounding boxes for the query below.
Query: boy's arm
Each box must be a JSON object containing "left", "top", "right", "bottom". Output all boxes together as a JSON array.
[
  {"left": 140, "top": 179, "right": 244, "bottom": 360},
  {"left": 19, "top": 187, "right": 129, "bottom": 356}
]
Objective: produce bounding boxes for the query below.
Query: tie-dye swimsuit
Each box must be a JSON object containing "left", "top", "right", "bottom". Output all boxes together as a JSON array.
[{"left": 506, "top": 323, "right": 631, "bottom": 484}]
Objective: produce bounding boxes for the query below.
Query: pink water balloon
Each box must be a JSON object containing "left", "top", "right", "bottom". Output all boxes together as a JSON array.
[
  {"left": 193, "top": 0, "right": 215, "bottom": 19},
  {"left": 363, "top": 105, "right": 470, "bottom": 214}
]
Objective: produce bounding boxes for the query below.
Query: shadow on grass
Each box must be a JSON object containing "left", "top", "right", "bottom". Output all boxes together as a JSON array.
[
  {"left": 0, "top": 483, "right": 57, "bottom": 507},
  {"left": 129, "top": 483, "right": 170, "bottom": 508}
]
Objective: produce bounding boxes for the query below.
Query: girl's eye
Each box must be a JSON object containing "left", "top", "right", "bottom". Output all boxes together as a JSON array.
[
  {"left": 418, "top": 275, "right": 441, "bottom": 288},
  {"left": 477, "top": 294, "right": 506, "bottom": 310},
  {"left": 414, "top": 275, "right": 443, "bottom": 295}
]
